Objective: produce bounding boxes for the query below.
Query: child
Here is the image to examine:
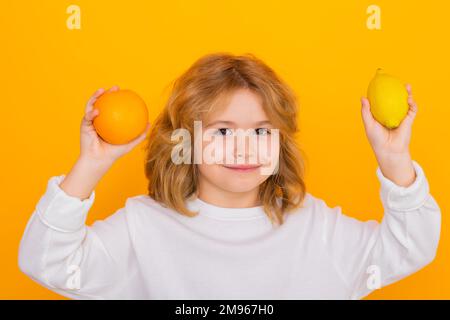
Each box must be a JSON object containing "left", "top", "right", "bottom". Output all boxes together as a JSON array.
[{"left": 18, "top": 53, "right": 441, "bottom": 299}]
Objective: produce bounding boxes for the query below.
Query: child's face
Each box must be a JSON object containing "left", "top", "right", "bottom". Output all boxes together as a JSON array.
[{"left": 197, "top": 88, "right": 279, "bottom": 195}]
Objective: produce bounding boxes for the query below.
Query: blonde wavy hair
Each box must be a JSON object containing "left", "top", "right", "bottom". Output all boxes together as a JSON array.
[{"left": 144, "top": 52, "right": 307, "bottom": 225}]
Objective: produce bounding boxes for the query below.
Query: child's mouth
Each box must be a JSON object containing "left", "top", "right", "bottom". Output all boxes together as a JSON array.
[{"left": 222, "top": 164, "right": 262, "bottom": 172}]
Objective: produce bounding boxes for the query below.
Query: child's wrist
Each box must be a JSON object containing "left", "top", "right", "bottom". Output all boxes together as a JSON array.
[
  {"left": 375, "top": 152, "right": 416, "bottom": 187},
  {"left": 77, "top": 154, "right": 115, "bottom": 171}
]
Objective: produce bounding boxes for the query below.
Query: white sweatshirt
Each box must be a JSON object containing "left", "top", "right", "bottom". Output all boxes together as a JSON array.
[{"left": 18, "top": 160, "right": 441, "bottom": 300}]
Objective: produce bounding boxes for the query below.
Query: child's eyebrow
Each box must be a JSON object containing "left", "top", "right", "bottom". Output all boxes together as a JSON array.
[{"left": 205, "top": 120, "right": 272, "bottom": 127}]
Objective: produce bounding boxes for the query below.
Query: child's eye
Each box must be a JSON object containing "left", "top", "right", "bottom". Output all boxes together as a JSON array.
[
  {"left": 214, "top": 128, "right": 233, "bottom": 136},
  {"left": 254, "top": 128, "right": 271, "bottom": 135}
]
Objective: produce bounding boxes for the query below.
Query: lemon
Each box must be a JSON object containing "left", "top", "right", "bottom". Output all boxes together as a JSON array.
[{"left": 367, "top": 68, "right": 409, "bottom": 129}]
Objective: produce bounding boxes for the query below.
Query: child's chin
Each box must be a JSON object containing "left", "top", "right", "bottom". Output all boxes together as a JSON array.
[{"left": 219, "top": 181, "right": 261, "bottom": 194}]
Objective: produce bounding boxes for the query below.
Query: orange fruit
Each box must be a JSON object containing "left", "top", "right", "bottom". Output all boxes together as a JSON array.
[{"left": 93, "top": 89, "right": 148, "bottom": 145}]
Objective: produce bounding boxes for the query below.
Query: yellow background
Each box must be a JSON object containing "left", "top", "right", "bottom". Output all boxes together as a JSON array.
[{"left": 1, "top": 1, "right": 449, "bottom": 299}]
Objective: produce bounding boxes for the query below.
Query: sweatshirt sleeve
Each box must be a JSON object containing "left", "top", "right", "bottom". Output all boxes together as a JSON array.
[
  {"left": 18, "top": 175, "right": 136, "bottom": 299},
  {"left": 320, "top": 160, "right": 441, "bottom": 299}
]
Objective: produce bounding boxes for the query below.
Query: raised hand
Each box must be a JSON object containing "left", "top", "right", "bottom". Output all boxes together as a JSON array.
[
  {"left": 80, "top": 86, "right": 151, "bottom": 165},
  {"left": 360, "top": 84, "right": 417, "bottom": 187}
]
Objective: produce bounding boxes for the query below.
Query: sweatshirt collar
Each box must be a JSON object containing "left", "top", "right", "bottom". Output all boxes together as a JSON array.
[{"left": 186, "top": 197, "right": 267, "bottom": 220}]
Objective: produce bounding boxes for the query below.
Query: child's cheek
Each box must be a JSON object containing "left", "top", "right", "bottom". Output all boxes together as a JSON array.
[
  {"left": 258, "top": 134, "right": 280, "bottom": 176},
  {"left": 201, "top": 136, "right": 223, "bottom": 164}
]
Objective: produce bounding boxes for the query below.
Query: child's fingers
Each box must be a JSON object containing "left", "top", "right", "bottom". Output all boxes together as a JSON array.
[
  {"left": 82, "top": 108, "right": 100, "bottom": 125},
  {"left": 85, "top": 86, "right": 119, "bottom": 114},
  {"left": 405, "top": 84, "right": 418, "bottom": 113},
  {"left": 397, "top": 84, "right": 418, "bottom": 131},
  {"left": 108, "top": 85, "right": 120, "bottom": 92},
  {"left": 406, "top": 83, "right": 412, "bottom": 96},
  {"left": 360, "top": 97, "right": 376, "bottom": 130},
  {"left": 408, "top": 96, "right": 418, "bottom": 113},
  {"left": 85, "top": 88, "right": 105, "bottom": 113}
]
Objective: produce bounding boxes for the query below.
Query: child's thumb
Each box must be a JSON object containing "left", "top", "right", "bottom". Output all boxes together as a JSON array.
[{"left": 360, "top": 97, "right": 376, "bottom": 130}]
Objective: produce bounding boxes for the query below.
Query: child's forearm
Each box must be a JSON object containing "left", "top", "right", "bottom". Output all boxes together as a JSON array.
[
  {"left": 59, "top": 156, "right": 113, "bottom": 200},
  {"left": 375, "top": 152, "right": 416, "bottom": 188}
]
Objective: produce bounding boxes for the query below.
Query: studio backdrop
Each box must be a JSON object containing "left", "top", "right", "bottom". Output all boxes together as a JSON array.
[{"left": 1, "top": 1, "right": 449, "bottom": 299}]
